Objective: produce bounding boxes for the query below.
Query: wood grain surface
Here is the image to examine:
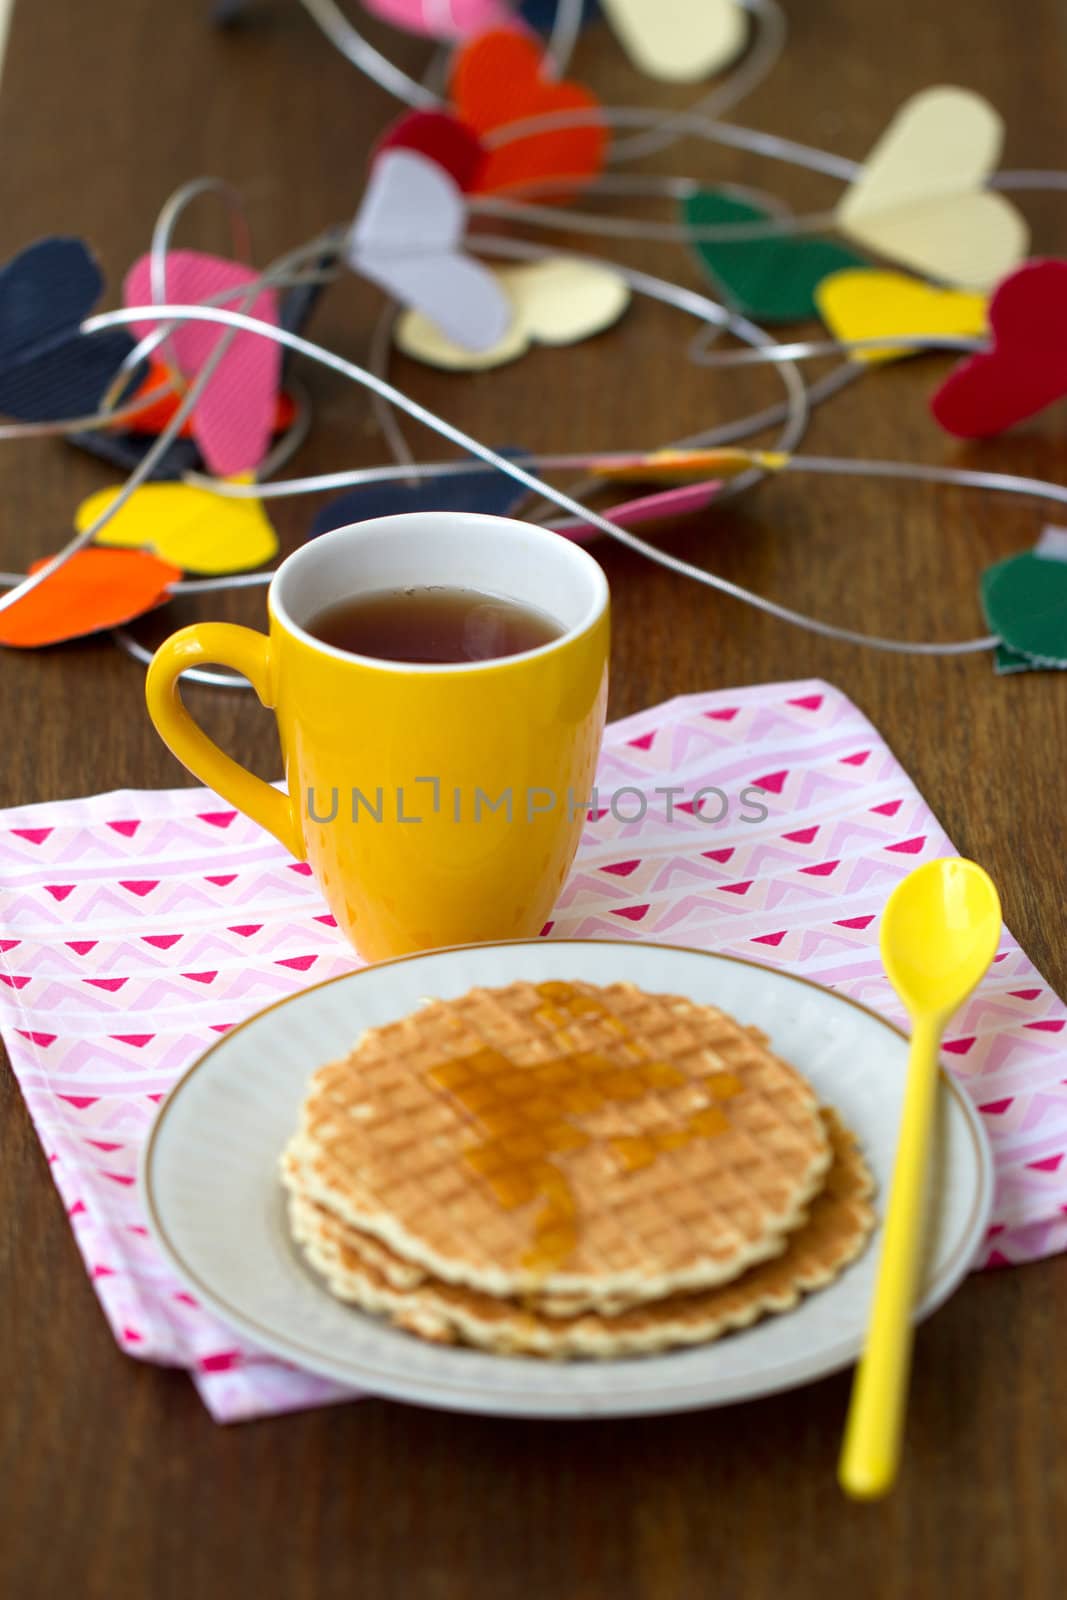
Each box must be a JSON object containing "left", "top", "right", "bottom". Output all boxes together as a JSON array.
[{"left": 1, "top": 2, "right": 1065, "bottom": 1596}]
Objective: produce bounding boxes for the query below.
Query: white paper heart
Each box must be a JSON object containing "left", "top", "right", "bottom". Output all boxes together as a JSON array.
[
  {"left": 601, "top": 0, "right": 747, "bottom": 83},
  {"left": 835, "top": 86, "right": 1028, "bottom": 289},
  {"left": 347, "top": 149, "right": 512, "bottom": 350},
  {"left": 395, "top": 258, "right": 631, "bottom": 369}
]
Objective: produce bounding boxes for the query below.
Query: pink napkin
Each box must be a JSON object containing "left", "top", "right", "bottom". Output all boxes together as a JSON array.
[{"left": 2, "top": 679, "right": 1064, "bottom": 1422}]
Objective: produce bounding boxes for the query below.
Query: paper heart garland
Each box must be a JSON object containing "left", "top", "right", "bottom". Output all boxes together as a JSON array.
[
  {"left": 682, "top": 190, "right": 863, "bottom": 322},
  {"left": 0, "top": 549, "right": 180, "bottom": 648},
  {"left": 981, "top": 529, "right": 1067, "bottom": 673},
  {"left": 835, "top": 87, "right": 1027, "bottom": 289},
  {"left": 600, "top": 0, "right": 747, "bottom": 83},
  {"left": 450, "top": 29, "right": 606, "bottom": 194},
  {"left": 70, "top": 429, "right": 202, "bottom": 482},
  {"left": 395, "top": 257, "right": 630, "bottom": 368},
  {"left": 118, "top": 356, "right": 296, "bottom": 439},
  {"left": 349, "top": 148, "right": 512, "bottom": 351},
  {"left": 308, "top": 450, "right": 530, "bottom": 540},
  {"left": 816, "top": 268, "right": 987, "bottom": 364},
  {"left": 361, "top": 0, "right": 509, "bottom": 37},
  {"left": 76, "top": 479, "right": 278, "bottom": 576},
  {"left": 124, "top": 250, "right": 281, "bottom": 477},
  {"left": 71, "top": 274, "right": 317, "bottom": 482},
  {"left": 520, "top": 0, "right": 599, "bottom": 28},
  {"left": 0, "top": 237, "right": 137, "bottom": 424},
  {"left": 549, "top": 480, "right": 722, "bottom": 543},
  {"left": 930, "top": 259, "right": 1067, "bottom": 437},
  {"left": 309, "top": 455, "right": 720, "bottom": 547},
  {"left": 374, "top": 110, "right": 487, "bottom": 192}
]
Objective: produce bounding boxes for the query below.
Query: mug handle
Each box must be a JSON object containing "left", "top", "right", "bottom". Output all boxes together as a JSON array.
[{"left": 145, "top": 623, "right": 305, "bottom": 860}]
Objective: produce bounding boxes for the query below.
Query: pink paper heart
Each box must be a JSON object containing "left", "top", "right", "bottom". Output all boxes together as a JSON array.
[
  {"left": 361, "top": 0, "right": 510, "bottom": 39},
  {"left": 123, "top": 250, "right": 280, "bottom": 476}
]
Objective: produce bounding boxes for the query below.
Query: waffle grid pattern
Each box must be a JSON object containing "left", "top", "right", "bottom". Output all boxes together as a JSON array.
[
  {"left": 288, "top": 1111, "right": 876, "bottom": 1358},
  {"left": 283, "top": 981, "right": 833, "bottom": 1302}
]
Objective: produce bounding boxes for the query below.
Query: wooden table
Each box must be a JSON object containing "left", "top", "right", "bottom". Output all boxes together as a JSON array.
[{"left": 1, "top": 1, "right": 1065, "bottom": 1594}]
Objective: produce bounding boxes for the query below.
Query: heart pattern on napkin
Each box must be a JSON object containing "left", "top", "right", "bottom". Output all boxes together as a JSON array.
[
  {"left": 930, "top": 259, "right": 1067, "bottom": 436},
  {"left": 124, "top": 250, "right": 281, "bottom": 477},
  {"left": 451, "top": 29, "right": 606, "bottom": 194},
  {"left": 395, "top": 256, "right": 629, "bottom": 367},
  {"left": 348, "top": 148, "right": 513, "bottom": 351},
  {"left": 834, "top": 87, "right": 1027, "bottom": 289}
]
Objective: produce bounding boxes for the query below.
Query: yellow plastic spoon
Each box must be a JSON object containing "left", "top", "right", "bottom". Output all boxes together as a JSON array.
[{"left": 839, "top": 857, "right": 1001, "bottom": 1501}]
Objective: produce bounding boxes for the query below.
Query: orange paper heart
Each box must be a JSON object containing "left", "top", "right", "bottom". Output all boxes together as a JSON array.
[
  {"left": 117, "top": 358, "right": 296, "bottom": 440},
  {"left": 450, "top": 29, "right": 605, "bottom": 195},
  {"left": 0, "top": 548, "right": 180, "bottom": 647}
]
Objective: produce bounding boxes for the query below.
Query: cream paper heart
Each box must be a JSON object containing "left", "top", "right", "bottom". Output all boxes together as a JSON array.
[
  {"left": 835, "top": 86, "right": 1028, "bottom": 289},
  {"left": 600, "top": 0, "right": 748, "bottom": 83},
  {"left": 347, "top": 148, "right": 512, "bottom": 351},
  {"left": 395, "top": 258, "right": 631, "bottom": 369}
]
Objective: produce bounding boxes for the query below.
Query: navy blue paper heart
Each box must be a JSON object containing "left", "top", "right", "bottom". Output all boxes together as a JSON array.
[
  {"left": 308, "top": 450, "right": 530, "bottom": 541},
  {"left": 69, "top": 429, "right": 203, "bottom": 480},
  {"left": 0, "top": 237, "right": 138, "bottom": 424},
  {"left": 520, "top": 0, "right": 600, "bottom": 31}
]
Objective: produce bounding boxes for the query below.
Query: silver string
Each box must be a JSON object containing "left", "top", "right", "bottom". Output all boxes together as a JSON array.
[
  {"left": 468, "top": 195, "right": 840, "bottom": 241},
  {"left": 0, "top": 238, "right": 333, "bottom": 618},
  {"left": 0, "top": 268, "right": 330, "bottom": 447},
  {"left": 368, "top": 300, "right": 416, "bottom": 471},
  {"left": 544, "top": 0, "right": 585, "bottom": 78},
  {"left": 687, "top": 333, "right": 988, "bottom": 367},
  {"left": 295, "top": 0, "right": 438, "bottom": 108},
  {"left": 609, "top": 0, "right": 789, "bottom": 164},
  {"left": 481, "top": 103, "right": 860, "bottom": 181},
  {"left": 364, "top": 228, "right": 811, "bottom": 524},
  {"left": 149, "top": 177, "right": 253, "bottom": 377},
  {"left": 0, "top": 317, "right": 248, "bottom": 618},
  {"left": 72, "top": 304, "right": 999, "bottom": 655}
]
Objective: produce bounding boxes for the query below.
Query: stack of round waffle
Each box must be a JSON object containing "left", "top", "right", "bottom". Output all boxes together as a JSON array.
[{"left": 281, "top": 979, "right": 875, "bottom": 1357}]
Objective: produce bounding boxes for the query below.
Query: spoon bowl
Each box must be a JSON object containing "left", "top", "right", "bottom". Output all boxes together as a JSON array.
[{"left": 880, "top": 857, "right": 1003, "bottom": 1022}]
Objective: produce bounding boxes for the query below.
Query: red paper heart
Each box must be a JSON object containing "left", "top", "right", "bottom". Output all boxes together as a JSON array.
[
  {"left": 450, "top": 29, "right": 605, "bottom": 195},
  {"left": 373, "top": 110, "right": 486, "bottom": 192},
  {"left": 0, "top": 548, "right": 180, "bottom": 647},
  {"left": 931, "top": 258, "right": 1067, "bottom": 437}
]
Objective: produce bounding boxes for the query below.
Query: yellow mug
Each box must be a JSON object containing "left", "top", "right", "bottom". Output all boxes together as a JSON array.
[{"left": 145, "top": 511, "right": 610, "bottom": 961}]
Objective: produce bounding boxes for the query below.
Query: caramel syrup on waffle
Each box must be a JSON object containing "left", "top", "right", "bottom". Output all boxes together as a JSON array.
[{"left": 427, "top": 981, "right": 743, "bottom": 1275}]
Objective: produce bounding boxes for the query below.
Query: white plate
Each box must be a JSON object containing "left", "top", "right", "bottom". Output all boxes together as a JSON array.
[{"left": 142, "top": 940, "right": 993, "bottom": 1418}]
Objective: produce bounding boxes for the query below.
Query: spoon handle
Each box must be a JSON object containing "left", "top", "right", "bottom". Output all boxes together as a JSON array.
[{"left": 838, "top": 1014, "right": 941, "bottom": 1500}]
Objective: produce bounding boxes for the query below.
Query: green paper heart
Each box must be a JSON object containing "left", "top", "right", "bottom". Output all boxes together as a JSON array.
[
  {"left": 994, "top": 642, "right": 1041, "bottom": 675},
  {"left": 982, "top": 549, "right": 1067, "bottom": 670},
  {"left": 681, "top": 190, "right": 865, "bottom": 323}
]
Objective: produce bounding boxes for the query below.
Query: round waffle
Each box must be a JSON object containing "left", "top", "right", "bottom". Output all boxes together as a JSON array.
[
  {"left": 282, "top": 979, "right": 833, "bottom": 1307},
  {"left": 289, "top": 1109, "right": 875, "bottom": 1357}
]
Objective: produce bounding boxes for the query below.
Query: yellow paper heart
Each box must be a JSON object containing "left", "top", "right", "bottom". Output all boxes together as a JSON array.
[
  {"left": 835, "top": 87, "right": 1028, "bottom": 289},
  {"left": 77, "top": 477, "right": 278, "bottom": 576},
  {"left": 395, "top": 259, "right": 631, "bottom": 370},
  {"left": 815, "top": 268, "right": 988, "bottom": 364}
]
